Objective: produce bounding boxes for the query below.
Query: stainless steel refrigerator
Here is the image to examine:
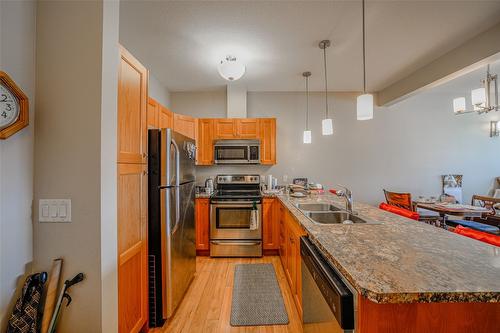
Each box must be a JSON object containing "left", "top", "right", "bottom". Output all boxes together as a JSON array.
[{"left": 148, "top": 128, "right": 197, "bottom": 327}]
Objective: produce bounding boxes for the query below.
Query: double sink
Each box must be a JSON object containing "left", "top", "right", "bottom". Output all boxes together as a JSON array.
[{"left": 295, "top": 203, "right": 379, "bottom": 225}]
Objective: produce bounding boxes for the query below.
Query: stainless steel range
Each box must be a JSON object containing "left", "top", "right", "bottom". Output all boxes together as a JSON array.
[{"left": 210, "top": 175, "right": 262, "bottom": 257}]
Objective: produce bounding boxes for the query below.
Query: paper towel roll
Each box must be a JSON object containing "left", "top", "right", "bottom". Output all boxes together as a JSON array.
[{"left": 267, "top": 175, "right": 273, "bottom": 190}]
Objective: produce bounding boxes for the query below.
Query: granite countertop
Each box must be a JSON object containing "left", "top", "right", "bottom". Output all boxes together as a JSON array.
[
  {"left": 277, "top": 193, "right": 500, "bottom": 304},
  {"left": 195, "top": 192, "right": 212, "bottom": 199}
]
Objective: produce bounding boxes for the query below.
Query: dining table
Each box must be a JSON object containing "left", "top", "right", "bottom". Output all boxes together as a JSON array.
[{"left": 413, "top": 202, "right": 491, "bottom": 221}]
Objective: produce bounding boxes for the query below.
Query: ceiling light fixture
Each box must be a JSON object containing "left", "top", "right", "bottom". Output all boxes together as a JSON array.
[
  {"left": 453, "top": 64, "right": 498, "bottom": 115},
  {"left": 357, "top": 0, "right": 374, "bottom": 121},
  {"left": 319, "top": 40, "right": 333, "bottom": 135},
  {"left": 303, "top": 71, "right": 312, "bottom": 144},
  {"left": 218, "top": 55, "right": 246, "bottom": 81}
]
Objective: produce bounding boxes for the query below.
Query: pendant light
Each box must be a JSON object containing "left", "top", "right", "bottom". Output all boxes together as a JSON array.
[
  {"left": 356, "top": 0, "right": 374, "bottom": 120},
  {"left": 303, "top": 72, "right": 312, "bottom": 144},
  {"left": 319, "top": 40, "right": 333, "bottom": 135}
]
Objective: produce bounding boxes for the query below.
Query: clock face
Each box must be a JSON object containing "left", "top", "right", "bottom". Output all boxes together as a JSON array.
[{"left": 0, "top": 83, "right": 20, "bottom": 130}]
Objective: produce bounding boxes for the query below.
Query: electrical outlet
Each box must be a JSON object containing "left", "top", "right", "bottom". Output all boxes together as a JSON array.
[
  {"left": 39, "top": 199, "right": 71, "bottom": 223},
  {"left": 283, "top": 175, "right": 288, "bottom": 183}
]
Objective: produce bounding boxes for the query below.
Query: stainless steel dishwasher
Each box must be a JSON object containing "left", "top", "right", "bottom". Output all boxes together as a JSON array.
[{"left": 301, "top": 237, "right": 357, "bottom": 333}]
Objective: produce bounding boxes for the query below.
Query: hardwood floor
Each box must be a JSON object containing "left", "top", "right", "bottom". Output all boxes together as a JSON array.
[{"left": 151, "top": 256, "right": 303, "bottom": 333}]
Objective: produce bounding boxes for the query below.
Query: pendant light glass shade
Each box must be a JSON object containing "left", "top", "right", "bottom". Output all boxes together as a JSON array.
[
  {"left": 357, "top": 93, "right": 374, "bottom": 120},
  {"left": 453, "top": 97, "right": 466, "bottom": 114},
  {"left": 303, "top": 130, "right": 312, "bottom": 144},
  {"left": 218, "top": 56, "right": 245, "bottom": 81},
  {"left": 322, "top": 118, "right": 333, "bottom": 135}
]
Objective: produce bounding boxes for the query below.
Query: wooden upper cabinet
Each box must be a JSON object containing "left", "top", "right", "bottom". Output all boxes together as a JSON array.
[
  {"left": 159, "top": 105, "right": 173, "bottom": 129},
  {"left": 173, "top": 113, "right": 196, "bottom": 139},
  {"left": 214, "top": 119, "right": 238, "bottom": 139},
  {"left": 237, "top": 119, "right": 259, "bottom": 138},
  {"left": 196, "top": 119, "right": 214, "bottom": 165},
  {"left": 118, "top": 46, "right": 148, "bottom": 164},
  {"left": 259, "top": 118, "right": 276, "bottom": 165},
  {"left": 147, "top": 97, "right": 159, "bottom": 129}
]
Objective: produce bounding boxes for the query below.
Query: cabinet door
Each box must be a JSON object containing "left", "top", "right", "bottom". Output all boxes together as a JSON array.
[
  {"left": 158, "top": 105, "right": 173, "bottom": 129},
  {"left": 118, "top": 46, "right": 148, "bottom": 164},
  {"left": 118, "top": 163, "right": 147, "bottom": 333},
  {"left": 196, "top": 119, "right": 214, "bottom": 165},
  {"left": 173, "top": 113, "right": 196, "bottom": 139},
  {"left": 237, "top": 119, "right": 259, "bottom": 138},
  {"left": 214, "top": 119, "right": 237, "bottom": 139},
  {"left": 293, "top": 231, "right": 303, "bottom": 318},
  {"left": 285, "top": 223, "right": 296, "bottom": 292},
  {"left": 263, "top": 198, "right": 279, "bottom": 250},
  {"left": 279, "top": 203, "right": 286, "bottom": 267},
  {"left": 195, "top": 198, "right": 210, "bottom": 251},
  {"left": 147, "top": 98, "right": 159, "bottom": 129},
  {"left": 259, "top": 118, "right": 276, "bottom": 165}
]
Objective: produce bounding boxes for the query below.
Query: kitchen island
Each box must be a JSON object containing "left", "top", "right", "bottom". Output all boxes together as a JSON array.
[{"left": 276, "top": 192, "right": 500, "bottom": 332}]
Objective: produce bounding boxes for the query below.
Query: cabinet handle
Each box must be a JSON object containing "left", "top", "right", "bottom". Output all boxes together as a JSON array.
[
  {"left": 142, "top": 152, "right": 148, "bottom": 159},
  {"left": 143, "top": 170, "right": 148, "bottom": 176}
]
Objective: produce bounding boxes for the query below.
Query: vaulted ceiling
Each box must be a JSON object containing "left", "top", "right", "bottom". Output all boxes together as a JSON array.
[{"left": 119, "top": 0, "right": 500, "bottom": 92}]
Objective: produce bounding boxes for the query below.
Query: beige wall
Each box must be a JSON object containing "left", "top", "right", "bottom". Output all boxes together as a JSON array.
[
  {"left": 149, "top": 73, "right": 171, "bottom": 107},
  {"left": 34, "top": 1, "right": 119, "bottom": 332},
  {"left": 0, "top": 0, "right": 36, "bottom": 329},
  {"left": 171, "top": 89, "right": 500, "bottom": 205}
]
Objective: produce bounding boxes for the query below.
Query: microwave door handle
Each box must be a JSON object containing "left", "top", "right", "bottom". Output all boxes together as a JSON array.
[{"left": 171, "top": 138, "right": 181, "bottom": 228}]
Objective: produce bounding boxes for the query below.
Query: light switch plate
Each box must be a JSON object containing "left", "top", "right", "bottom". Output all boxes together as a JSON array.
[{"left": 39, "top": 199, "right": 71, "bottom": 223}]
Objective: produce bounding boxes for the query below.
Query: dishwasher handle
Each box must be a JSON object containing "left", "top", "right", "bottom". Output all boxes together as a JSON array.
[{"left": 300, "top": 236, "right": 354, "bottom": 330}]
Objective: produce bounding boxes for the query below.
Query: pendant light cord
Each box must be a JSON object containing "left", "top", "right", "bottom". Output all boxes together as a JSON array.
[
  {"left": 306, "top": 75, "right": 309, "bottom": 130},
  {"left": 323, "top": 46, "right": 329, "bottom": 118},
  {"left": 362, "top": 0, "right": 367, "bottom": 93}
]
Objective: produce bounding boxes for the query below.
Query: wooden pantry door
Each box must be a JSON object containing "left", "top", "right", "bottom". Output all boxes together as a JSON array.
[{"left": 117, "top": 163, "right": 148, "bottom": 333}]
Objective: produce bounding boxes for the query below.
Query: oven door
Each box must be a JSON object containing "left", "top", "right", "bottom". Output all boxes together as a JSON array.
[
  {"left": 210, "top": 201, "right": 262, "bottom": 240},
  {"left": 214, "top": 145, "right": 249, "bottom": 164}
]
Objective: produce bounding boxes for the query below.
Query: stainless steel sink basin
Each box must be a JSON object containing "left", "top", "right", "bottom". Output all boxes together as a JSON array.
[
  {"left": 305, "top": 211, "right": 378, "bottom": 225},
  {"left": 295, "top": 203, "right": 341, "bottom": 212}
]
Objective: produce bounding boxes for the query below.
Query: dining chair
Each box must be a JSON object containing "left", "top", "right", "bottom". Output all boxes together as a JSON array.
[
  {"left": 383, "top": 189, "right": 443, "bottom": 227},
  {"left": 383, "top": 190, "right": 413, "bottom": 211}
]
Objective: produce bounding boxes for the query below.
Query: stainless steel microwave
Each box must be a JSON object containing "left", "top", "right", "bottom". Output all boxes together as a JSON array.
[{"left": 214, "top": 140, "right": 260, "bottom": 164}]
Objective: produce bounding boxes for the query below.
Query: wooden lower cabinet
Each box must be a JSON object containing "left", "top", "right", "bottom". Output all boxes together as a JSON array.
[
  {"left": 117, "top": 163, "right": 148, "bottom": 333},
  {"left": 357, "top": 296, "right": 500, "bottom": 333},
  {"left": 195, "top": 198, "right": 210, "bottom": 254},
  {"left": 262, "top": 198, "right": 280, "bottom": 250},
  {"left": 278, "top": 201, "right": 306, "bottom": 318}
]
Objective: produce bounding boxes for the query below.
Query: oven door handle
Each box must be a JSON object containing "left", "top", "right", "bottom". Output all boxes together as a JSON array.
[
  {"left": 211, "top": 241, "right": 261, "bottom": 246},
  {"left": 211, "top": 202, "right": 261, "bottom": 207}
]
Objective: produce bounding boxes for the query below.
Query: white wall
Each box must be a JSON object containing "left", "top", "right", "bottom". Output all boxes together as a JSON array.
[
  {"left": 0, "top": 1, "right": 36, "bottom": 329},
  {"left": 34, "top": 1, "right": 120, "bottom": 332},
  {"left": 171, "top": 90, "right": 500, "bottom": 205},
  {"left": 149, "top": 74, "right": 171, "bottom": 107}
]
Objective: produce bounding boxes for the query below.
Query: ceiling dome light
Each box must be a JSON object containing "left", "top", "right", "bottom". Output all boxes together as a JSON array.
[{"left": 218, "top": 56, "right": 245, "bottom": 81}]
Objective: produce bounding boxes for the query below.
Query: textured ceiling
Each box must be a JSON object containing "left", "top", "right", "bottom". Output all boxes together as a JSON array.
[{"left": 119, "top": 0, "right": 500, "bottom": 92}]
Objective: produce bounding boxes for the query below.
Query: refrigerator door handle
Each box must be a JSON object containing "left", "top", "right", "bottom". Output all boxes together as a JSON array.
[{"left": 171, "top": 138, "right": 181, "bottom": 232}]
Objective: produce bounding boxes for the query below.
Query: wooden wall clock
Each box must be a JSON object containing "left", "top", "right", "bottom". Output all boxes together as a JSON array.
[{"left": 0, "top": 71, "right": 29, "bottom": 139}]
